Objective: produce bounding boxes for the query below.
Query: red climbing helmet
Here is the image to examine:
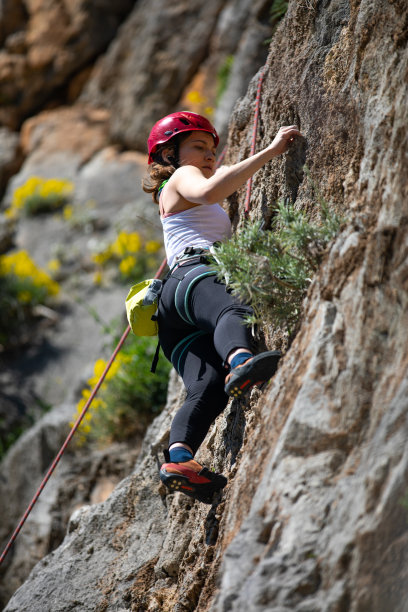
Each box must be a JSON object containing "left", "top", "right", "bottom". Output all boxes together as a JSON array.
[{"left": 147, "top": 111, "right": 219, "bottom": 164}]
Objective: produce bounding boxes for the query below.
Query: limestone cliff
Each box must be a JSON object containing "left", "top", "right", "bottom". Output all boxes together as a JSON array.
[{"left": 2, "top": 0, "right": 408, "bottom": 610}]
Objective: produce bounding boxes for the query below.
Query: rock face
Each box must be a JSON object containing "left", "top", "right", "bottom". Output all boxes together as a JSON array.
[
  {"left": 0, "top": 403, "right": 141, "bottom": 606},
  {"left": 80, "top": 0, "right": 274, "bottom": 149},
  {"left": 3, "top": 0, "right": 408, "bottom": 611},
  {"left": 80, "top": 0, "right": 227, "bottom": 149},
  {"left": 0, "top": 127, "right": 22, "bottom": 198},
  {"left": 0, "top": 0, "right": 134, "bottom": 128},
  {"left": 213, "top": 0, "right": 276, "bottom": 139}
]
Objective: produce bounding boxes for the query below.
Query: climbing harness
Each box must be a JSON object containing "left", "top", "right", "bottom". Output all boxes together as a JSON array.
[
  {"left": 173, "top": 262, "right": 217, "bottom": 325},
  {"left": 170, "top": 330, "right": 207, "bottom": 376},
  {"left": 0, "top": 65, "right": 266, "bottom": 564}
]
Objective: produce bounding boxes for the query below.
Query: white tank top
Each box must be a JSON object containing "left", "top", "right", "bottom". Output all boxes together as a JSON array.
[{"left": 161, "top": 203, "right": 232, "bottom": 268}]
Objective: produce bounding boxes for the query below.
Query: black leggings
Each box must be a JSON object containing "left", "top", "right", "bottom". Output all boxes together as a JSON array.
[{"left": 158, "top": 261, "right": 253, "bottom": 454}]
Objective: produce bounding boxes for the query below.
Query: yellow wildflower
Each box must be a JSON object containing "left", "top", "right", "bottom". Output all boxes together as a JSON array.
[
  {"left": 126, "top": 232, "right": 142, "bottom": 253},
  {"left": 93, "top": 271, "right": 103, "bottom": 286},
  {"left": 12, "top": 177, "right": 42, "bottom": 210},
  {"left": 112, "top": 231, "right": 141, "bottom": 257},
  {"left": 17, "top": 290, "right": 32, "bottom": 303},
  {"left": 82, "top": 388, "right": 92, "bottom": 400},
  {"left": 119, "top": 255, "right": 136, "bottom": 276},
  {"left": 71, "top": 353, "right": 122, "bottom": 443},
  {"left": 94, "top": 359, "right": 107, "bottom": 379},
  {"left": 112, "top": 232, "right": 128, "bottom": 257},
  {"left": 107, "top": 359, "right": 120, "bottom": 380},
  {"left": 47, "top": 259, "right": 61, "bottom": 273},
  {"left": 10, "top": 177, "right": 73, "bottom": 216},
  {"left": 63, "top": 204, "right": 74, "bottom": 220},
  {"left": 0, "top": 250, "right": 60, "bottom": 297},
  {"left": 145, "top": 240, "right": 161, "bottom": 254},
  {"left": 92, "top": 249, "right": 112, "bottom": 265},
  {"left": 186, "top": 90, "right": 206, "bottom": 105}
]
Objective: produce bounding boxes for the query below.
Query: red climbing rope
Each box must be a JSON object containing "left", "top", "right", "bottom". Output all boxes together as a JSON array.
[
  {"left": 0, "top": 257, "right": 168, "bottom": 566},
  {"left": 0, "top": 67, "right": 266, "bottom": 565},
  {"left": 244, "top": 66, "right": 266, "bottom": 215},
  {"left": 215, "top": 144, "right": 228, "bottom": 167}
]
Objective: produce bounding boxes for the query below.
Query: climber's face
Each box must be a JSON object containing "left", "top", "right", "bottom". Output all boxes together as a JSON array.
[{"left": 178, "top": 131, "right": 217, "bottom": 177}]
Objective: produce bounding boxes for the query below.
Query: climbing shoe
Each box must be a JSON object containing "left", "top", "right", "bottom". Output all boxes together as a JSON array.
[
  {"left": 159, "top": 455, "right": 227, "bottom": 504},
  {"left": 224, "top": 350, "right": 281, "bottom": 398}
]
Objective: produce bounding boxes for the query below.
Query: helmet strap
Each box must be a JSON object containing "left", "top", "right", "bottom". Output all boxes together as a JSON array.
[{"left": 168, "top": 140, "right": 180, "bottom": 168}]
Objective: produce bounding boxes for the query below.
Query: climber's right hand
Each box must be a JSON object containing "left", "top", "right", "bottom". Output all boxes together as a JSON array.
[{"left": 268, "top": 125, "right": 302, "bottom": 156}]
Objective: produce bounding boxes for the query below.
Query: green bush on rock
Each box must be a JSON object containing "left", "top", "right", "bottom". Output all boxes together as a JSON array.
[{"left": 212, "top": 198, "right": 344, "bottom": 331}]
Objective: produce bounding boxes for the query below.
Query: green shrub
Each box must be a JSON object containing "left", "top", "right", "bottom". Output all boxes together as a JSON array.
[
  {"left": 72, "top": 335, "right": 171, "bottom": 447},
  {"left": 269, "top": 0, "right": 289, "bottom": 26},
  {"left": 265, "top": 0, "right": 289, "bottom": 43},
  {"left": 0, "top": 420, "right": 24, "bottom": 461},
  {"left": 216, "top": 55, "right": 234, "bottom": 104},
  {"left": 212, "top": 198, "right": 344, "bottom": 331}
]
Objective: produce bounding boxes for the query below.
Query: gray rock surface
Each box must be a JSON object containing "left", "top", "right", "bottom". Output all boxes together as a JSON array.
[
  {"left": 81, "top": 0, "right": 227, "bottom": 150},
  {"left": 2, "top": 0, "right": 408, "bottom": 610},
  {"left": 0, "top": 401, "right": 142, "bottom": 607},
  {"left": 213, "top": 0, "right": 275, "bottom": 140},
  {"left": 0, "top": 127, "right": 22, "bottom": 197},
  {"left": 80, "top": 0, "right": 276, "bottom": 150},
  {"left": 1, "top": 370, "right": 183, "bottom": 612}
]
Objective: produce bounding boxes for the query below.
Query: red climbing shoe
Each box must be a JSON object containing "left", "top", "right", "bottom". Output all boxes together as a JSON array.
[
  {"left": 159, "top": 457, "right": 227, "bottom": 504},
  {"left": 224, "top": 350, "right": 281, "bottom": 398}
]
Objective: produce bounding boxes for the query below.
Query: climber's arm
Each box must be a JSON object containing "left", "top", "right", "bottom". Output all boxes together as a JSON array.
[{"left": 173, "top": 125, "right": 302, "bottom": 205}]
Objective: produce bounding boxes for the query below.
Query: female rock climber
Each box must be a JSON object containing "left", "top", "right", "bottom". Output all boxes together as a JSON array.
[{"left": 143, "top": 111, "right": 301, "bottom": 503}]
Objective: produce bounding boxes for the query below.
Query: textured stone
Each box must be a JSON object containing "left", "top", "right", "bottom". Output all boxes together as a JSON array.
[
  {"left": 0, "top": 0, "right": 134, "bottom": 129},
  {"left": 213, "top": 0, "right": 275, "bottom": 140},
  {"left": 0, "top": 403, "right": 142, "bottom": 607},
  {"left": 3, "top": 0, "right": 408, "bottom": 610},
  {"left": 0, "top": 127, "right": 22, "bottom": 198},
  {"left": 1, "top": 106, "right": 110, "bottom": 207},
  {"left": 80, "top": 0, "right": 227, "bottom": 149}
]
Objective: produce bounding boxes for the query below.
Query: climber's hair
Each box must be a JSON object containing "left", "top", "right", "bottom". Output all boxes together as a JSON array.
[{"left": 142, "top": 132, "right": 190, "bottom": 204}]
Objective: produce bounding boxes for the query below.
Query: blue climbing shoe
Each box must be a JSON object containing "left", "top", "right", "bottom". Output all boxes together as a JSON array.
[{"left": 224, "top": 350, "right": 281, "bottom": 398}]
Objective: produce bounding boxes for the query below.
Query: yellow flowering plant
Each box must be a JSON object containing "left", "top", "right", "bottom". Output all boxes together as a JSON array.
[
  {"left": 91, "top": 230, "right": 162, "bottom": 284},
  {"left": 7, "top": 176, "right": 74, "bottom": 218},
  {"left": 185, "top": 89, "right": 214, "bottom": 118},
  {"left": 0, "top": 250, "right": 60, "bottom": 346},
  {"left": 71, "top": 335, "right": 171, "bottom": 446}
]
